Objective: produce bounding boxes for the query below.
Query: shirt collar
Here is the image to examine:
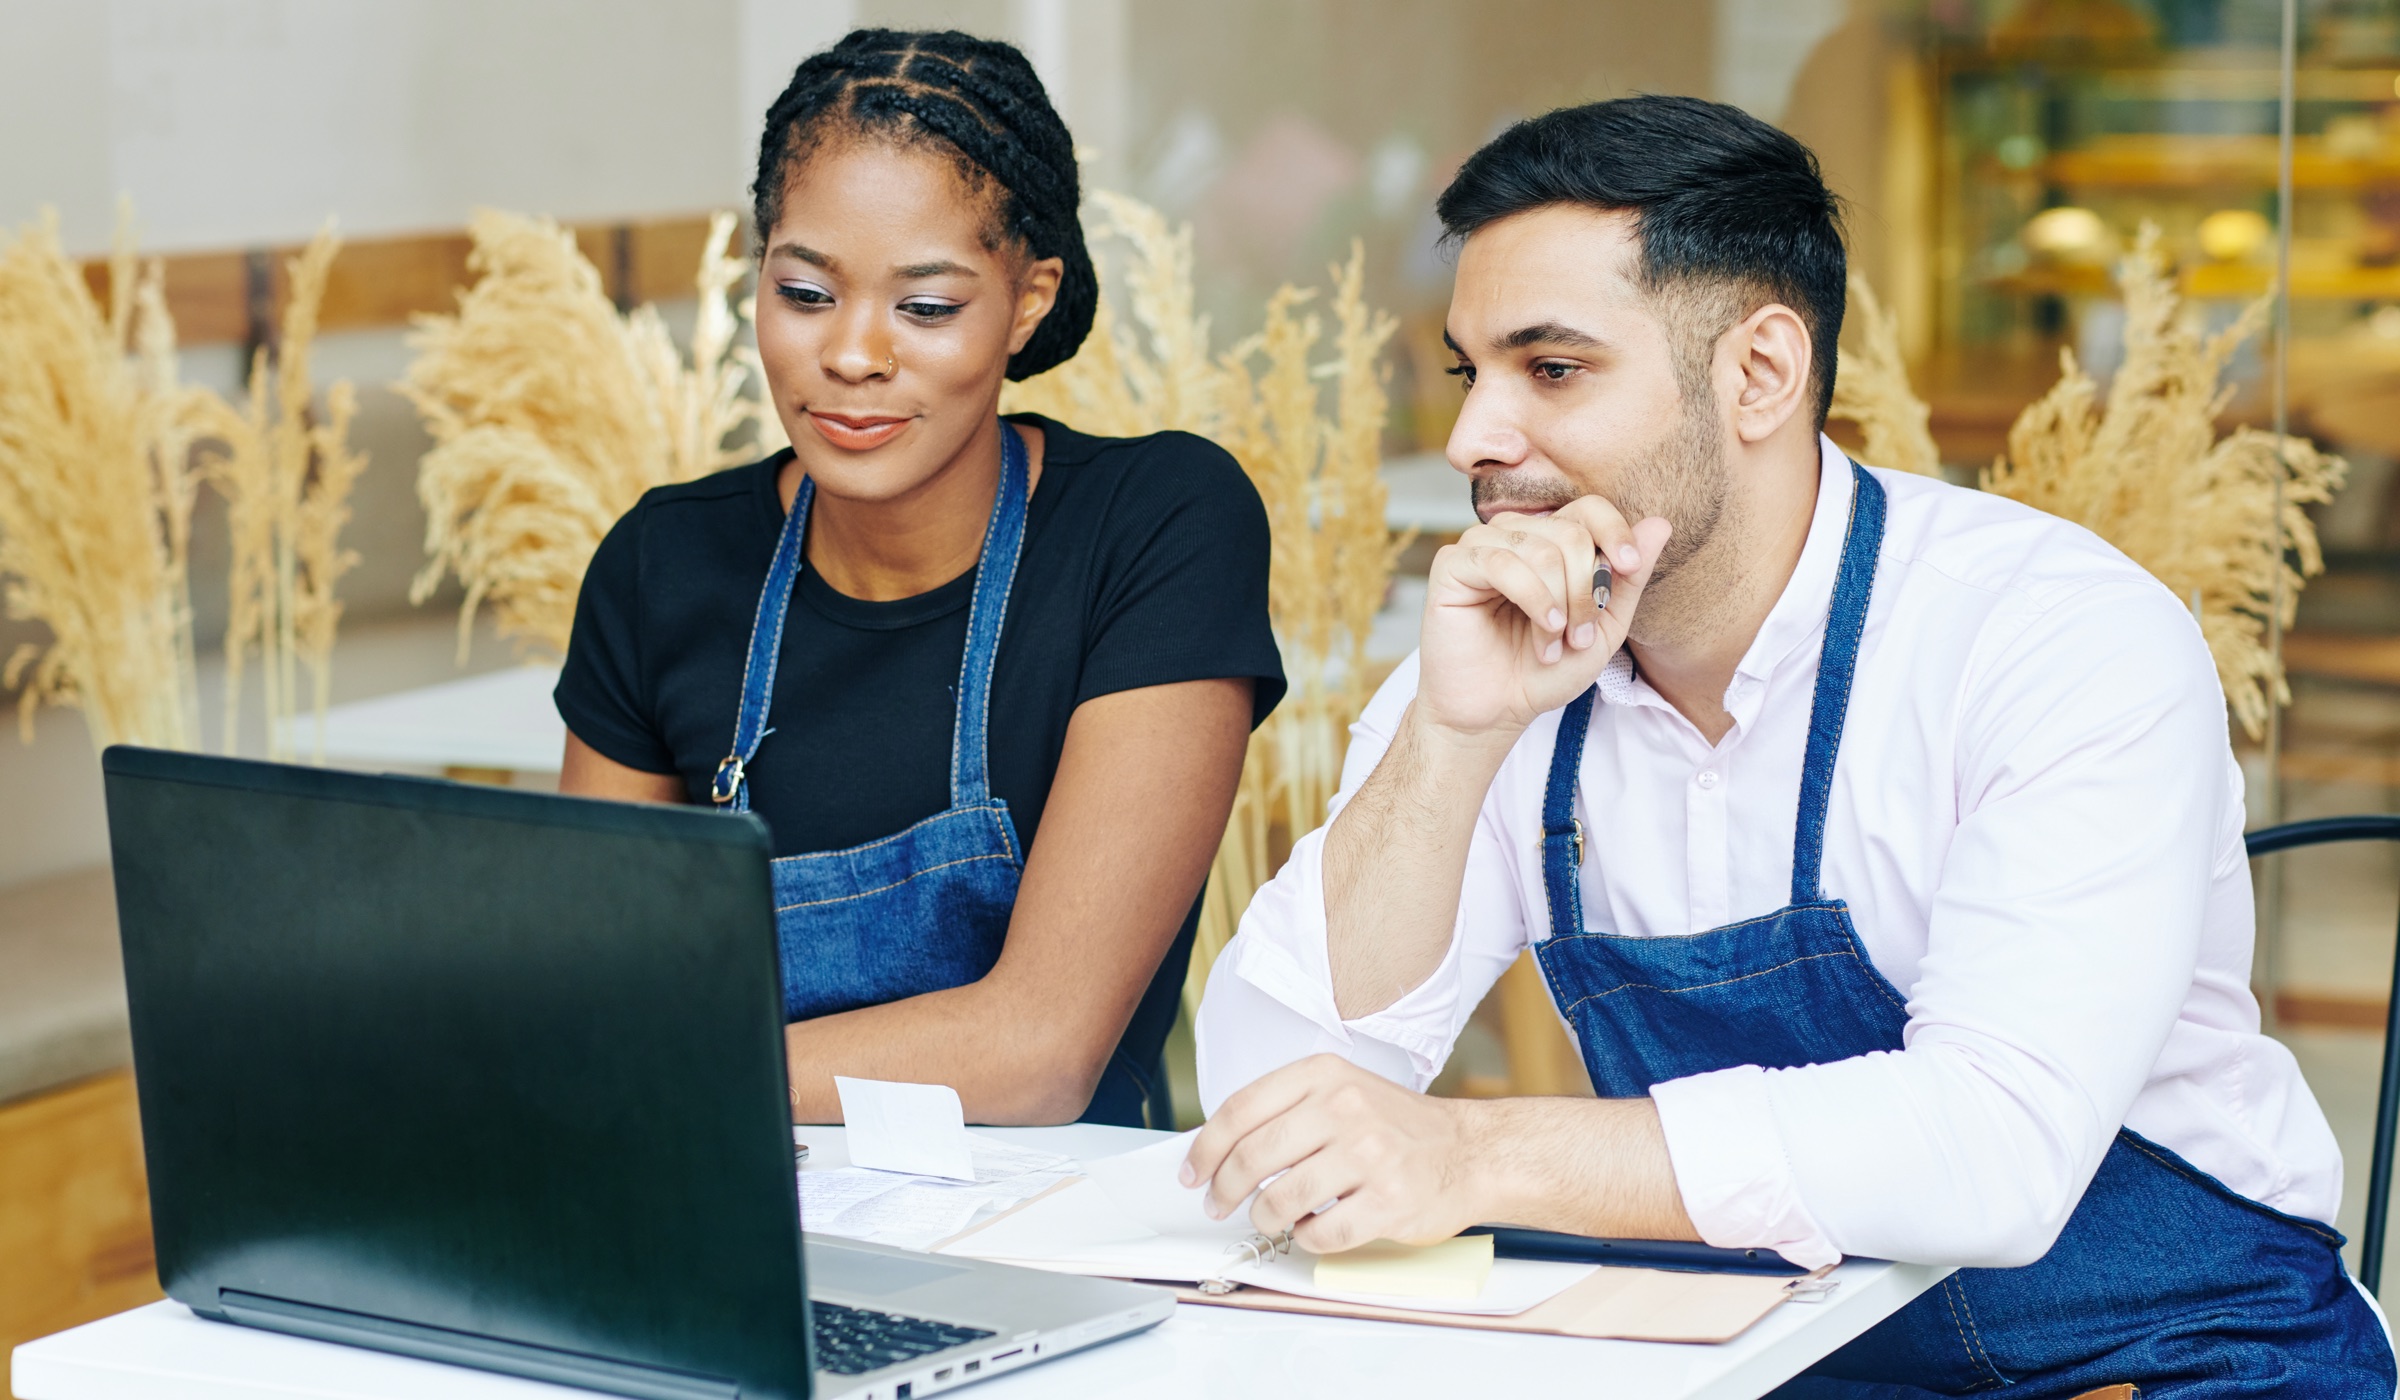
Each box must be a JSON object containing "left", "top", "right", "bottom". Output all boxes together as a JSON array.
[{"left": 1595, "top": 435, "right": 1856, "bottom": 732}]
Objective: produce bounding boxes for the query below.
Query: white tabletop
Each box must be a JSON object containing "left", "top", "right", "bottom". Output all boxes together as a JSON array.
[
  {"left": 275, "top": 663, "right": 566, "bottom": 775},
  {"left": 14, "top": 1125, "right": 1944, "bottom": 1400}
]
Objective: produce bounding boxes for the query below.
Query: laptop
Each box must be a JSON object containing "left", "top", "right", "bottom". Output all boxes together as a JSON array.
[{"left": 101, "top": 746, "right": 1171, "bottom": 1400}]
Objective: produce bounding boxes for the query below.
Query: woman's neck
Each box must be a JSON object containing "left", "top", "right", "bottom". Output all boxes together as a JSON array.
[{"left": 783, "top": 417, "right": 1042, "bottom": 602}]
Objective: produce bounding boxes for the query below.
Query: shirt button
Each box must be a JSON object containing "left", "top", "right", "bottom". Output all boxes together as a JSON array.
[{"left": 1695, "top": 770, "right": 1719, "bottom": 790}]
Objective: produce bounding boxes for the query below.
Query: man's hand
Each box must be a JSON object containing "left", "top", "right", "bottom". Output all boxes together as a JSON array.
[
  {"left": 1182, "top": 1056, "right": 1702, "bottom": 1253},
  {"left": 1181, "top": 1055, "right": 1495, "bottom": 1251},
  {"left": 1417, "top": 499, "right": 1671, "bottom": 742}
]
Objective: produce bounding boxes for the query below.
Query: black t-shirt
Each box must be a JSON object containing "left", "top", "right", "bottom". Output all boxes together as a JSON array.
[{"left": 555, "top": 415, "right": 1286, "bottom": 1116}]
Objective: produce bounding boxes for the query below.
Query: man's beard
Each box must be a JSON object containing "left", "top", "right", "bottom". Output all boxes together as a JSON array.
[{"left": 1468, "top": 395, "right": 1730, "bottom": 612}]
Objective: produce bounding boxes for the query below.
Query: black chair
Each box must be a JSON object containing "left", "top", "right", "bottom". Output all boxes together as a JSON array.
[{"left": 2247, "top": 815, "right": 2400, "bottom": 1293}]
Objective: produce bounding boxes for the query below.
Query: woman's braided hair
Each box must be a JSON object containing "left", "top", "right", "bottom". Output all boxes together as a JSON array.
[{"left": 751, "top": 28, "right": 1095, "bottom": 381}]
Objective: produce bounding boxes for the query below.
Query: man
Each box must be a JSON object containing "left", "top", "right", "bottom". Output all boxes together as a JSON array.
[{"left": 1188, "top": 95, "right": 2394, "bottom": 1395}]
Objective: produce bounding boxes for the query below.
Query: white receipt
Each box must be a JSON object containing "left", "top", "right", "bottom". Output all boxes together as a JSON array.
[
  {"left": 803, "top": 1159, "right": 1074, "bottom": 1250},
  {"left": 965, "top": 1135, "right": 1072, "bottom": 1183},
  {"left": 800, "top": 1168, "right": 907, "bottom": 1221},
  {"left": 835, "top": 1077, "right": 973, "bottom": 1181}
]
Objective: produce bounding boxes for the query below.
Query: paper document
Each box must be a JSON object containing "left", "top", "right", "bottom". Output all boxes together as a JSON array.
[
  {"left": 945, "top": 1176, "right": 1593, "bottom": 1315},
  {"left": 799, "top": 1132, "right": 1075, "bottom": 1251},
  {"left": 962, "top": 1135, "right": 1074, "bottom": 1183},
  {"left": 804, "top": 1175, "right": 1000, "bottom": 1249},
  {"left": 942, "top": 1143, "right": 1597, "bottom": 1317},
  {"left": 1315, "top": 1235, "right": 1495, "bottom": 1300},
  {"left": 1082, "top": 1129, "right": 1250, "bottom": 1241},
  {"left": 835, "top": 1077, "right": 973, "bottom": 1180}
]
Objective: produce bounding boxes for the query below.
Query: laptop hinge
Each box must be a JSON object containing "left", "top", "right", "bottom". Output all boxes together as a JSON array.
[{"left": 215, "top": 1289, "right": 741, "bottom": 1400}]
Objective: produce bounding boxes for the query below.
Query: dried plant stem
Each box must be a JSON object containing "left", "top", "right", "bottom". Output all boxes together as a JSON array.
[
  {"left": 1005, "top": 201, "right": 1403, "bottom": 1024},
  {"left": 1829, "top": 273, "right": 1940, "bottom": 476},
  {"left": 210, "top": 224, "right": 365, "bottom": 761},
  {"left": 404, "top": 209, "right": 768, "bottom": 659},
  {"left": 1984, "top": 224, "right": 2343, "bottom": 738},
  {"left": 0, "top": 207, "right": 212, "bottom": 752}
]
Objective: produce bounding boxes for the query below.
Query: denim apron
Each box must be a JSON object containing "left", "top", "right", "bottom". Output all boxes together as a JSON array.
[
  {"left": 709, "top": 427, "right": 1169, "bottom": 1124},
  {"left": 1536, "top": 463, "right": 2394, "bottom": 1397}
]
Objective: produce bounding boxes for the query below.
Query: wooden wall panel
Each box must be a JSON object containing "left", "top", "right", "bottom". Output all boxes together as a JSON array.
[
  {"left": 0, "top": 1070, "right": 159, "bottom": 1395},
  {"left": 76, "top": 213, "right": 728, "bottom": 352}
]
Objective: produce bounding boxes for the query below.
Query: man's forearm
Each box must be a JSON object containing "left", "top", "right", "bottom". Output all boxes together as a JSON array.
[
  {"left": 1324, "top": 703, "right": 1516, "bottom": 1019},
  {"left": 1466, "top": 1095, "right": 1700, "bottom": 1241}
]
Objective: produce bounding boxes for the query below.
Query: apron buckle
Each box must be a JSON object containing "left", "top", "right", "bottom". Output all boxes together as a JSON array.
[
  {"left": 1573, "top": 817, "right": 1584, "bottom": 867},
  {"left": 709, "top": 754, "right": 744, "bottom": 805}
]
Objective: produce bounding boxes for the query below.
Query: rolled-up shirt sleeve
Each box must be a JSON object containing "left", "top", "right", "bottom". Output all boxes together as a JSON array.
[
  {"left": 1196, "top": 652, "right": 1535, "bottom": 1114},
  {"left": 1652, "top": 578, "right": 2225, "bottom": 1269}
]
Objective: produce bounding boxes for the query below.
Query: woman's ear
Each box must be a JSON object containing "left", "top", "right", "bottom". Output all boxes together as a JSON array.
[
  {"left": 1724, "top": 302, "right": 1812, "bottom": 445},
  {"left": 1007, "top": 256, "right": 1066, "bottom": 357}
]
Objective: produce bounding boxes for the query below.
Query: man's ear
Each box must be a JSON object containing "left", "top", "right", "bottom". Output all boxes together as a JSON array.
[{"left": 1722, "top": 303, "right": 1812, "bottom": 445}]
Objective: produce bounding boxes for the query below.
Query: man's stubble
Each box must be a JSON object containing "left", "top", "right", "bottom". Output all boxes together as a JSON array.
[{"left": 1467, "top": 386, "right": 1737, "bottom": 649}]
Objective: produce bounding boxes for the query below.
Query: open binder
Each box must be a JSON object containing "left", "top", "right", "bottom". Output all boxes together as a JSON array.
[{"left": 934, "top": 1174, "right": 1831, "bottom": 1344}]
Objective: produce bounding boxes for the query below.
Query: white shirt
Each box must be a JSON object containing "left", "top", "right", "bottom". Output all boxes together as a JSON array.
[{"left": 1196, "top": 436, "right": 2342, "bottom": 1271}]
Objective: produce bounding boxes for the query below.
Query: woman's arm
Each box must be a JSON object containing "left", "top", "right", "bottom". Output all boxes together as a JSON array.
[
  {"left": 782, "top": 676, "right": 1254, "bottom": 1123},
  {"left": 561, "top": 732, "right": 686, "bottom": 803}
]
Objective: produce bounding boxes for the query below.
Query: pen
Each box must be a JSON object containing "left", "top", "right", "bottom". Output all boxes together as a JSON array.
[
  {"left": 1464, "top": 1226, "right": 1806, "bottom": 1276},
  {"left": 1593, "top": 560, "right": 1612, "bottom": 611}
]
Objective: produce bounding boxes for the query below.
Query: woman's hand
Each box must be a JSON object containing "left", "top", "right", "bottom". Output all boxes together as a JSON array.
[{"left": 780, "top": 676, "right": 1254, "bottom": 1123}]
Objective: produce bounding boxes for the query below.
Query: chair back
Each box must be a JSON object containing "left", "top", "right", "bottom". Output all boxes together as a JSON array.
[{"left": 2246, "top": 815, "right": 2400, "bottom": 1294}]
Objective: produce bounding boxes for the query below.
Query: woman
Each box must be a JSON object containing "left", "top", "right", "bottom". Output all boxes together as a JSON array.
[{"left": 555, "top": 29, "right": 1283, "bottom": 1128}]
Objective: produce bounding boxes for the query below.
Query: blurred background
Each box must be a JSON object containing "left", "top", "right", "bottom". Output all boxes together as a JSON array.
[{"left": 8, "top": 0, "right": 2400, "bottom": 1381}]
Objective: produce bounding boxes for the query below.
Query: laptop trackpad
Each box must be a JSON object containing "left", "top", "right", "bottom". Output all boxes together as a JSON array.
[{"left": 811, "top": 1244, "right": 972, "bottom": 1297}]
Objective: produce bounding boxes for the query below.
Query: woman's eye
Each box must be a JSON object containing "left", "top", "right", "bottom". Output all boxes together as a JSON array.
[
  {"left": 901, "top": 300, "right": 963, "bottom": 321},
  {"left": 1444, "top": 364, "right": 1476, "bottom": 389},
  {"left": 776, "top": 284, "right": 832, "bottom": 307}
]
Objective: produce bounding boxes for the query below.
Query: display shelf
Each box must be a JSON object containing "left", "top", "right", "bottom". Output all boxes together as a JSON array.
[
  {"left": 2044, "top": 134, "right": 2400, "bottom": 190},
  {"left": 1983, "top": 264, "right": 2400, "bottom": 300}
]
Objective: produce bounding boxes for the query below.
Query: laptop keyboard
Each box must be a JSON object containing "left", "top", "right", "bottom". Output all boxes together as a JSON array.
[{"left": 811, "top": 1300, "right": 997, "bottom": 1376}]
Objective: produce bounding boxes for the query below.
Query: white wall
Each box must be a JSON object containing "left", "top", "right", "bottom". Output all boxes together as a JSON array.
[
  {"left": 1713, "top": 0, "right": 1849, "bottom": 124},
  {"left": 2, "top": 0, "right": 1131, "bottom": 258},
  {"left": 6, "top": 0, "right": 759, "bottom": 256}
]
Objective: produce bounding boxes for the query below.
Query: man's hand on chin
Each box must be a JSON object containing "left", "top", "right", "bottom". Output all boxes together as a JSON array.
[{"left": 1181, "top": 1055, "right": 1494, "bottom": 1251}]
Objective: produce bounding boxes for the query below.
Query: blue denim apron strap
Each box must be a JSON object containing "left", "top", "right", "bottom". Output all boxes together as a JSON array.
[
  {"left": 713, "top": 474, "right": 816, "bottom": 812},
  {"left": 711, "top": 422, "right": 1031, "bottom": 813},
  {"left": 1790, "top": 462, "right": 1884, "bottom": 906},
  {"left": 948, "top": 422, "right": 1030, "bottom": 807},
  {"left": 1540, "top": 688, "right": 1598, "bottom": 943}
]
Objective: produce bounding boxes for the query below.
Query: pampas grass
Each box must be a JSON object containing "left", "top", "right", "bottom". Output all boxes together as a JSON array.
[
  {"left": 0, "top": 209, "right": 214, "bottom": 751},
  {"left": 1829, "top": 273, "right": 1940, "bottom": 476},
  {"left": 0, "top": 208, "right": 364, "bottom": 760},
  {"left": 403, "top": 209, "right": 767, "bottom": 659},
  {"left": 1005, "top": 193, "right": 1405, "bottom": 1020},
  {"left": 209, "top": 224, "right": 368, "bottom": 760},
  {"left": 1984, "top": 224, "right": 2344, "bottom": 739}
]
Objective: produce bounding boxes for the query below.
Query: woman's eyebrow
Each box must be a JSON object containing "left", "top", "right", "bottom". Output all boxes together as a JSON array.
[
  {"left": 772, "top": 242, "right": 833, "bottom": 268},
  {"left": 896, "top": 259, "right": 977, "bottom": 278}
]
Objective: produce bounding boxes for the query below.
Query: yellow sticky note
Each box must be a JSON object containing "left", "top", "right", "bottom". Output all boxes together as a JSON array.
[{"left": 1312, "top": 1233, "right": 1496, "bottom": 1300}]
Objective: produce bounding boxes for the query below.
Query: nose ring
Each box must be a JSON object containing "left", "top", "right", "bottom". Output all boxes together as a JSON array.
[{"left": 883, "top": 354, "right": 896, "bottom": 375}]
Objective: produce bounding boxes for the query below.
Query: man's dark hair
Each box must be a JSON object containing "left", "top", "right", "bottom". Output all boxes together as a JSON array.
[
  {"left": 752, "top": 29, "right": 1095, "bottom": 381},
  {"left": 1436, "top": 95, "right": 1847, "bottom": 426}
]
